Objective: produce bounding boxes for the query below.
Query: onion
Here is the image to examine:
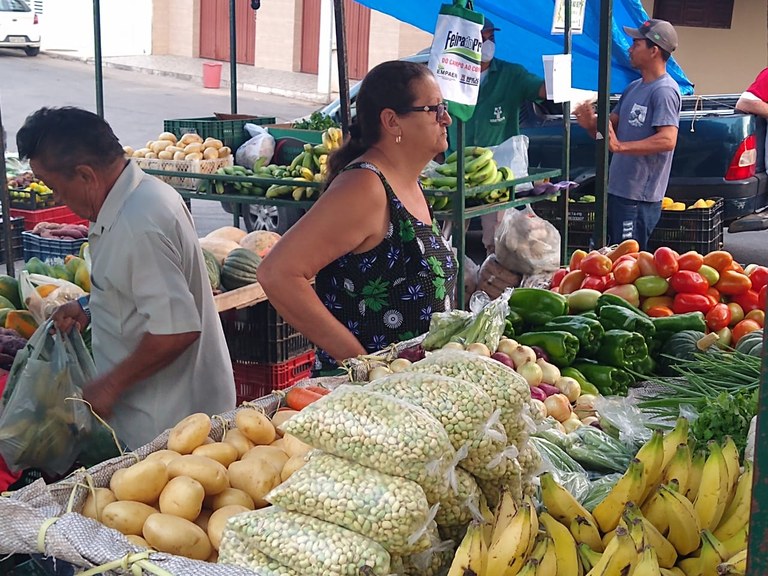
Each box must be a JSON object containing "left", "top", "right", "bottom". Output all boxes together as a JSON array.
[
  {"left": 581, "top": 416, "right": 600, "bottom": 427},
  {"left": 491, "top": 352, "right": 515, "bottom": 369},
  {"left": 367, "top": 366, "right": 392, "bottom": 381},
  {"left": 529, "top": 398, "right": 547, "bottom": 419},
  {"left": 389, "top": 358, "right": 412, "bottom": 373},
  {"left": 517, "top": 362, "right": 543, "bottom": 386},
  {"left": 537, "top": 382, "right": 561, "bottom": 397},
  {"left": 397, "top": 345, "right": 425, "bottom": 363},
  {"left": 529, "top": 385, "right": 547, "bottom": 402},
  {"left": 536, "top": 359, "right": 561, "bottom": 385},
  {"left": 573, "top": 394, "right": 598, "bottom": 419},
  {"left": 496, "top": 338, "right": 520, "bottom": 357},
  {"left": 563, "top": 414, "right": 584, "bottom": 433},
  {"left": 529, "top": 345, "right": 549, "bottom": 362},
  {"left": 544, "top": 394, "right": 572, "bottom": 423},
  {"left": 466, "top": 342, "right": 492, "bottom": 357},
  {"left": 555, "top": 376, "right": 582, "bottom": 403},
  {"left": 442, "top": 342, "right": 465, "bottom": 351},
  {"left": 510, "top": 345, "right": 537, "bottom": 368}
]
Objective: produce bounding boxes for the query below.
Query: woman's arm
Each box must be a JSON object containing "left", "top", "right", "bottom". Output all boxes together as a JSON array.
[{"left": 257, "top": 168, "right": 389, "bottom": 362}]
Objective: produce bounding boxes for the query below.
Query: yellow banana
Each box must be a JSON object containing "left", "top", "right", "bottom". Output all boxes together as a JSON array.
[
  {"left": 577, "top": 543, "right": 602, "bottom": 574},
  {"left": 720, "top": 436, "right": 741, "bottom": 502},
  {"left": 468, "top": 158, "right": 498, "bottom": 184},
  {"left": 570, "top": 516, "right": 605, "bottom": 557},
  {"left": 635, "top": 430, "right": 665, "bottom": 505},
  {"left": 700, "top": 530, "right": 729, "bottom": 576},
  {"left": 585, "top": 525, "right": 636, "bottom": 576},
  {"left": 661, "top": 484, "right": 702, "bottom": 555},
  {"left": 299, "top": 166, "right": 314, "bottom": 180},
  {"left": 447, "top": 521, "right": 485, "bottom": 576},
  {"left": 634, "top": 546, "right": 663, "bottom": 576},
  {"left": 694, "top": 441, "right": 730, "bottom": 531},
  {"left": 479, "top": 496, "right": 495, "bottom": 548},
  {"left": 662, "top": 443, "right": 692, "bottom": 497},
  {"left": 676, "top": 556, "right": 703, "bottom": 576},
  {"left": 291, "top": 187, "right": 306, "bottom": 201},
  {"left": 660, "top": 568, "right": 686, "bottom": 576},
  {"left": 321, "top": 130, "right": 333, "bottom": 150},
  {"left": 686, "top": 451, "right": 707, "bottom": 502},
  {"left": 661, "top": 417, "right": 690, "bottom": 470},
  {"left": 593, "top": 458, "right": 645, "bottom": 533},
  {"left": 485, "top": 501, "right": 537, "bottom": 576},
  {"left": 641, "top": 517, "right": 678, "bottom": 569},
  {"left": 714, "top": 460, "right": 753, "bottom": 542},
  {"left": 523, "top": 534, "right": 552, "bottom": 574},
  {"left": 539, "top": 512, "right": 581, "bottom": 576},
  {"left": 717, "top": 549, "right": 747, "bottom": 575},
  {"left": 642, "top": 480, "right": 676, "bottom": 536},
  {"left": 541, "top": 472, "right": 601, "bottom": 547},
  {"left": 491, "top": 488, "right": 518, "bottom": 547},
  {"left": 601, "top": 529, "right": 616, "bottom": 549},
  {"left": 719, "top": 524, "right": 748, "bottom": 560}
]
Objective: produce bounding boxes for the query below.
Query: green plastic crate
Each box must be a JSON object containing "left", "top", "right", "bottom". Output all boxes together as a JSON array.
[
  {"left": 265, "top": 124, "right": 324, "bottom": 144},
  {"left": 163, "top": 115, "right": 277, "bottom": 151}
]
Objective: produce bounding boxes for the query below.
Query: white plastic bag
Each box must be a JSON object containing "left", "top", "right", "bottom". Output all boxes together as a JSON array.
[
  {"left": 489, "top": 135, "right": 532, "bottom": 193},
  {"left": 494, "top": 205, "right": 560, "bottom": 275},
  {"left": 235, "top": 124, "right": 276, "bottom": 169},
  {"left": 18, "top": 271, "right": 86, "bottom": 325}
]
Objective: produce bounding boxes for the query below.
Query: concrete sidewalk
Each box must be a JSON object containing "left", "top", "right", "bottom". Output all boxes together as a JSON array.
[{"left": 43, "top": 50, "right": 332, "bottom": 105}]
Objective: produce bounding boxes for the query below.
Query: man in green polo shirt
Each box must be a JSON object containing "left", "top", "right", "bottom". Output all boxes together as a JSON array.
[{"left": 448, "top": 17, "right": 547, "bottom": 254}]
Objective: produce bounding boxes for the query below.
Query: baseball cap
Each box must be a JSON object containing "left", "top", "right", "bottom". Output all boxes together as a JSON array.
[
  {"left": 482, "top": 17, "right": 500, "bottom": 33},
  {"left": 623, "top": 19, "right": 678, "bottom": 53}
]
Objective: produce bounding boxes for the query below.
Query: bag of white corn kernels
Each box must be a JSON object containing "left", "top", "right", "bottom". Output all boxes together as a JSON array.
[
  {"left": 431, "top": 467, "right": 484, "bottom": 527},
  {"left": 280, "top": 385, "right": 457, "bottom": 497},
  {"left": 395, "top": 537, "right": 455, "bottom": 576},
  {"left": 266, "top": 451, "right": 437, "bottom": 555},
  {"left": 222, "top": 508, "right": 391, "bottom": 576},
  {"left": 218, "top": 540, "right": 298, "bottom": 576}
]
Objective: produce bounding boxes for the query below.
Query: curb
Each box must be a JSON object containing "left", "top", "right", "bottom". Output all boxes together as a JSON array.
[{"left": 43, "top": 51, "right": 330, "bottom": 105}]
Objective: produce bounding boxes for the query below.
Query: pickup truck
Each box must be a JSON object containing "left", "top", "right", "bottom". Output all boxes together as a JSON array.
[{"left": 522, "top": 94, "right": 768, "bottom": 225}]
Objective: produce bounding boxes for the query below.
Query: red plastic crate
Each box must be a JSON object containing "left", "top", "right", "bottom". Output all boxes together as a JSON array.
[
  {"left": 233, "top": 350, "right": 315, "bottom": 404},
  {"left": 10, "top": 206, "right": 89, "bottom": 231}
]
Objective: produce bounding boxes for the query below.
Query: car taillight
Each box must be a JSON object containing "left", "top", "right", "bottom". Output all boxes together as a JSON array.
[
  {"left": 33, "top": 14, "right": 38, "bottom": 24},
  {"left": 725, "top": 134, "right": 757, "bottom": 180}
]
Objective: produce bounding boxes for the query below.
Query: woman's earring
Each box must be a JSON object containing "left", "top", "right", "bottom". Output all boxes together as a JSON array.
[{"left": 396, "top": 133, "right": 402, "bottom": 144}]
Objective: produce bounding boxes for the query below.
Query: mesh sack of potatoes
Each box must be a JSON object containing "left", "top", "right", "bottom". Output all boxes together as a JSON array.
[
  {"left": 280, "top": 385, "right": 457, "bottom": 497},
  {"left": 220, "top": 508, "right": 391, "bottom": 576},
  {"left": 265, "top": 451, "right": 434, "bottom": 555}
]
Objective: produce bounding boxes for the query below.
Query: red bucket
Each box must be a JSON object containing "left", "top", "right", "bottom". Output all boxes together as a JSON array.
[{"left": 202, "top": 62, "right": 223, "bottom": 89}]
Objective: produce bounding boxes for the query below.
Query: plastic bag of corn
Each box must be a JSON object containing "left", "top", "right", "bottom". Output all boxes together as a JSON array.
[
  {"left": 218, "top": 536, "right": 299, "bottom": 576},
  {"left": 266, "top": 452, "right": 435, "bottom": 555},
  {"left": 280, "top": 385, "right": 456, "bottom": 496},
  {"left": 397, "top": 539, "right": 455, "bottom": 576},
  {"left": 405, "top": 350, "right": 529, "bottom": 440},
  {"left": 476, "top": 461, "right": 524, "bottom": 510},
  {"left": 223, "top": 508, "right": 391, "bottom": 576},
  {"left": 431, "top": 467, "right": 483, "bottom": 527}
]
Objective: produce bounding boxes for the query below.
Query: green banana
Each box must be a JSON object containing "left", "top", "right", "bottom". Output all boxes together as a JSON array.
[
  {"left": 445, "top": 149, "right": 459, "bottom": 163},
  {"left": 429, "top": 176, "right": 459, "bottom": 189},
  {"left": 465, "top": 149, "right": 494, "bottom": 174},
  {"left": 436, "top": 161, "right": 458, "bottom": 176},
  {"left": 289, "top": 152, "right": 306, "bottom": 171},
  {"left": 291, "top": 187, "right": 306, "bottom": 201},
  {"left": 469, "top": 158, "right": 498, "bottom": 184},
  {"left": 214, "top": 181, "right": 225, "bottom": 195},
  {"left": 265, "top": 184, "right": 293, "bottom": 198},
  {"left": 313, "top": 144, "right": 330, "bottom": 155}
]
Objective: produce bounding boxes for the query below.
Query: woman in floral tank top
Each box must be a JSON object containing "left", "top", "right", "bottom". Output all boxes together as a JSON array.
[{"left": 258, "top": 60, "right": 457, "bottom": 368}]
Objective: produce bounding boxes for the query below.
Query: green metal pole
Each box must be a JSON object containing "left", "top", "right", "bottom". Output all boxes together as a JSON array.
[
  {"left": 454, "top": 119, "right": 466, "bottom": 309},
  {"left": 0, "top": 102, "right": 15, "bottom": 277},
  {"left": 593, "top": 0, "right": 612, "bottom": 248},
  {"left": 92, "top": 0, "right": 104, "bottom": 118},
  {"left": 229, "top": 0, "right": 238, "bottom": 114},
  {"left": 560, "top": 0, "right": 572, "bottom": 264},
  {"left": 333, "top": 0, "right": 352, "bottom": 135}
]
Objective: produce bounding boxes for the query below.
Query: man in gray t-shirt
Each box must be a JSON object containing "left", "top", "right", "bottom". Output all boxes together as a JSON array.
[{"left": 575, "top": 19, "right": 682, "bottom": 250}]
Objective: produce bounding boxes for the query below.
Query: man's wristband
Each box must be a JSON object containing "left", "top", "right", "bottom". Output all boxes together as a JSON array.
[{"left": 77, "top": 295, "right": 92, "bottom": 323}]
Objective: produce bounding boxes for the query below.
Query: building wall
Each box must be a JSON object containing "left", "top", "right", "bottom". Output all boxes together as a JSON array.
[
  {"left": 641, "top": 0, "right": 767, "bottom": 94},
  {"left": 152, "top": 0, "right": 198, "bottom": 57},
  {"left": 254, "top": 0, "right": 302, "bottom": 70}
]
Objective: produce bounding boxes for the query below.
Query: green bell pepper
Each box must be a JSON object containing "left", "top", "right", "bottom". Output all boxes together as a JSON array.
[
  {"left": 560, "top": 367, "right": 601, "bottom": 396},
  {"left": 594, "top": 329, "right": 649, "bottom": 370},
  {"left": 571, "top": 359, "right": 632, "bottom": 396},
  {"left": 631, "top": 354, "right": 656, "bottom": 376},
  {"left": 541, "top": 316, "right": 604, "bottom": 355},
  {"left": 598, "top": 305, "right": 656, "bottom": 342},
  {"left": 650, "top": 311, "right": 707, "bottom": 334},
  {"left": 595, "top": 293, "right": 647, "bottom": 317},
  {"left": 507, "top": 288, "right": 568, "bottom": 327},
  {"left": 580, "top": 311, "right": 599, "bottom": 320},
  {"left": 504, "top": 309, "right": 524, "bottom": 338},
  {"left": 517, "top": 331, "right": 580, "bottom": 368}
]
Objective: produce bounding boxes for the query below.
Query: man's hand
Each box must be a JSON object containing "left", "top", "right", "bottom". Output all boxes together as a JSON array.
[
  {"left": 607, "top": 122, "right": 624, "bottom": 153},
  {"left": 574, "top": 102, "right": 597, "bottom": 131},
  {"left": 51, "top": 300, "right": 89, "bottom": 334},
  {"left": 82, "top": 373, "right": 123, "bottom": 419}
]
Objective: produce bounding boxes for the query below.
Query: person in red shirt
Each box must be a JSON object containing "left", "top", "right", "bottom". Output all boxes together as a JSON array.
[{"left": 736, "top": 69, "right": 768, "bottom": 167}]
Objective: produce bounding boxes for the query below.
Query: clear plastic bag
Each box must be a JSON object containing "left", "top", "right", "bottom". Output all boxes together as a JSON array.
[
  {"left": 494, "top": 205, "right": 561, "bottom": 275},
  {"left": 448, "top": 287, "right": 512, "bottom": 355},
  {"left": 593, "top": 395, "right": 653, "bottom": 451},
  {"left": 563, "top": 426, "right": 634, "bottom": 474},
  {"left": 433, "top": 467, "right": 483, "bottom": 527},
  {"left": 581, "top": 473, "right": 622, "bottom": 511},
  {"left": 477, "top": 254, "right": 522, "bottom": 300},
  {"left": 19, "top": 271, "right": 86, "bottom": 325},
  {"left": 421, "top": 310, "right": 473, "bottom": 350},
  {"left": 488, "top": 134, "right": 532, "bottom": 193},
  {"left": 236, "top": 124, "right": 276, "bottom": 170}
]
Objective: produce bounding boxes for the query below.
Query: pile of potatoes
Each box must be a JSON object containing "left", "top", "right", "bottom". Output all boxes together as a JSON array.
[
  {"left": 124, "top": 132, "right": 232, "bottom": 162},
  {"left": 80, "top": 407, "right": 307, "bottom": 563}
]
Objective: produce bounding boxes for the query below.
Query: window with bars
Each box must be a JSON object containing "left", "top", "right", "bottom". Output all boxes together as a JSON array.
[{"left": 653, "top": 0, "right": 734, "bottom": 29}]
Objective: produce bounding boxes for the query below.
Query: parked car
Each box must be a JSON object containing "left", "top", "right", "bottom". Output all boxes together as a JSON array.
[{"left": 0, "top": 0, "right": 40, "bottom": 57}]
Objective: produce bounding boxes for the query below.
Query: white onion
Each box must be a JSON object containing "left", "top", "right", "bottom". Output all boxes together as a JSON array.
[
  {"left": 466, "top": 342, "right": 492, "bottom": 357},
  {"left": 510, "top": 345, "right": 537, "bottom": 368},
  {"left": 496, "top": 338, "right": 520, "bottom": 357},
  {"left": 536, "top": 359, "right": 561, "bottom": 385},
  {"left": 555, "top": 376, "right": 582, "bottom": 403},
  {"left": 367, "top": 366, "right": 392, "bottom": 381},
  {"left": 517, "top": 362, "right": 543, "bottom": 387},
  {"left": 563, "top": 414, "right": 585, "bottom": 433},
  {"left": 442, "top": 341, "right": 465, "bottom": 351},
  {"left": 388, "top": 358, "right": 412, "bottom": 373},
  {"left": 543, "top": 393, "right": 572, "bottom": 423}
]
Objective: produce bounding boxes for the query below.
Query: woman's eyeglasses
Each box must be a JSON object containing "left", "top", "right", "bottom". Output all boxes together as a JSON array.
[{"left": 399, "top": 102, "right": 449, "bottom": 122}]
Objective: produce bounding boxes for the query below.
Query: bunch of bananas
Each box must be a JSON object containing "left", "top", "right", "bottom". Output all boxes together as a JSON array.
[
  {"left": 421, "top": 146, "right": 516, "bottom": 209},
  {"left": 447, "top": 417, "right": 751, "bottom": 576}
]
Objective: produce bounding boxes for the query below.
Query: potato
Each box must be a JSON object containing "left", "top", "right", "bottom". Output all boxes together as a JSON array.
[
  {"left": 218, "top": 146, "right": 232, "bottom": 157},
  {"left": 81, "top": 487, "right": 117, "bottom": 522},
  {"left": 166, "top": 145, "right": 184, "bottom": 154},
  {"left": 193, "top": 508, "right": 213, "bottom": 532},
  {"left": 206, "top": 487, "right": 255, "bottom": 511},
  {"left": 281, "top": 455, "right": 308, "bottom": 482},
  {"left": 133, "top": 148, "right": 150, "bottom": 158},
  {"left": 101, "top": 501, "right": 158, "bottom": 536},
  {"left": 158, "top": 150, "right": 174, "bottom": 160},
  {"left": 123, "top": 146, "right": 134, "bottom": 157},
  {"left": 185, "top": 152, "right": 203, "bottom": 161},
  {"left": 151, "top": 140, "right": 172, "bottom": 154},
  {"left": 203, "top": 147, "right": 220, "bottom": 160},
  {"left": 110, "top": 460, "right": 168, "bottom": 504},
  {"left": 235, "top": 409, "right": 276, "bottom": 445},
  {"left": 146, "top": 140, "right": 155, "bottom": 149},
  {"left": 179, "top": 133, "right": 204, "bottom": 146},
  {"left": 125, "top": 534, "right": 150, "bottom": 549},
  {"left": 167, "top": 455, "right": 229, "bottom": 495},
  {"left": 281, "top": 433, "right": 313, "bottom": 458},
  {"left": 222, "top": 429, "right": 254, "bottom": 458},
  {"left": 203, "top": 138, "right": 223, "bottom": 150},
  {"left": 271, "top": 409, "right": 299, "bottom": 433},
  {"left": 208, "top": 504, "right": 249, "bottom": 550},
  {"left": 168, "top": 413, "right": 212, "bottom": 454},
  {"left": 173, "top": 150, "right": 186, "bottom": 161},
  {"left": 228, "top": 460, "right": 279, "bottom": 508},
  {"left": 158, "top": 132, "right": 178, "bottom": 143},
  {"left": 158, "top": 476, "right": 205, "bottom": 521},
  {"left": 183, "top": 143, "right": 203, "bottom": 155},
  {"left": 143, "top": 513, "right": 212, "bottom": 560},
  {"left": 145, "top": 449, "right": 181, "bottom": 466},
  {"left": 192, "top": 442, "right": 238, "bottom": 468},
  {"left": 145, "top": 152, "right": 158, "bottom": 159},
  {"left": 270, "top": 438, "right": 287, "bottom": 450},
  {"left": 242, "top": 445, "right": 288, "bottom": 473}
]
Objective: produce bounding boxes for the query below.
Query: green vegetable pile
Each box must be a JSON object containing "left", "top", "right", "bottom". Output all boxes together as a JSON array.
[{"left": 292, "top": 112, "right": 340, "bottom": 131}]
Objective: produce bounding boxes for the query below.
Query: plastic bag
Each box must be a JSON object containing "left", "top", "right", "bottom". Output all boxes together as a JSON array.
[
  {"left": 593, "top": 395, "right": 653, "bottom": 450},
  {"left": 494, "top": 205, "right": 561, "bottom": 275},
  {"left": 0, "top": 321, "right": 93, "bottom": 475},
  {"left": 563, "top": 426, "right": 634, "bottom": 474},
  {"left": 581, "top": 473, "right": 622, "bottom": 511},
  {"left": 449, "top": 287, "right": 512, "bottom": 353},
  {"left": 477, "top": 254, "right": 523, "bottom": 299},
  {"left": 488, "top": 134, "right": 532, "bottom": 193},
  {"left": 421, "top": 309, "right": 473, "bottom": 350},
  {"left": 434, "top": 467, "right": 484, "bottom": 526},
  {"left": 236, "top": 124, "right": 276, "bottom": 170},
  {"left": 18, "top": 271, "right": 86, "bottom": 325}
]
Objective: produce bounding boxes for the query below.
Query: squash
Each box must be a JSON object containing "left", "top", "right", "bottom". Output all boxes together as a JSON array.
[
  {"left": 0, "top": 275, "right": 21, "bottom": 309},
  {"left": 239, "top": 231, "right": 281, "bottom": 258},
  {"left": 658, "top": 330, "right": 722, "bottom": 375},
  {"left": 202, "top": 249, "right": 221, "bottom": 291},
  {"left": 198, "top": 237, "right": 240, "bottom": 266},
  {"left": 735, "top": 330, "right": 763, "bottom": 357},
  {"left": 206, "top": 226, "right": 247, "bottom": 244},
  {"left": 6, "top": 310, "right": 39, "bottom": 339},
  {"left": 220, "top": 248, "right": 261, "bottom": 291}
]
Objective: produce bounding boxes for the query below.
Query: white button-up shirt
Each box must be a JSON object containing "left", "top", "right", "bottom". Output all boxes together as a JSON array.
[{"left": 88, "top": 161, "right": 235, "bottom": 449}]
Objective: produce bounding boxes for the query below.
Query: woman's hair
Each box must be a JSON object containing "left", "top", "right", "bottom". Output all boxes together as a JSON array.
[{"left": 325, "top": 60, "right": 432, "bottom": 185}]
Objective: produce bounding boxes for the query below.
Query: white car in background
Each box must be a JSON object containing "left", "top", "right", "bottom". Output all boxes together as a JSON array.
[{"left": 0, "top": 0, "right": 40, "bottom": 57}]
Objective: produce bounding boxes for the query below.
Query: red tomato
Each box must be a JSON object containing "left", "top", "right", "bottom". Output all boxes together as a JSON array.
[
  {"left": 613, "top": 260, "right": 641, "bottom": 285},
  {"left": 728, "top": 302, "right": 745, "bottom": 326},
  {"left": 581, "top": 274, "right": 610, "bottom": 291},
  {"left": 705, "top": 303, "right": 732, "bottom": 332},
  {"left": 730, "top": 289, "right": 760, "bottom": 313},
  {"left": 672, "top": 293, "right": 714, "bottom": 315},
  {"left": 551, "top": 268, "right": 568, "bottom": 289},
  {"left": 677, "top": 251, "right": 704, "bottom": 271},
  {"left": 748, "top": 266, "right": 768, "bottom": 292},
  {"left": 732, "top": 319, "right": 762, "bottom": 344},
  {"left": 580, "top": 251, "right": 613, "bottom": 277},
  {"left": 641, "top": 296, "right": 674, "bottom": 313},
  {"left": 603, "top": 274, "right": 618, "bottom": 290},
  {"left": 715, "top": 270, "right": 752, "bottom": 296},
  {"left": 606, "top": 239, "right": 640, "bottom": 262},
  {"left": 745, "top": 309, "right": 765, "bottom": 328},
  {"left": 759, "top": 285, "right": 767, "bottom": 311},
  {"left": 559, "top": 270, "right": 586, "bottom": 295},
  {"left": 603, "top": 284, "right": 641, "bottom": 307},
  {"left": 653, "top": 247, "right": 679, "bottom": 278},
  {"left": 647, "top": 305, "right": 675, "bottom": 318},
  {"left": 668, "top": 270, "right": 709, "bottom": 295},
  {"left": 706, "top": 287, "right": 721, "bottom": 304},
  {"left": 637, "top": 252, "right": 658, "bottom": 277},
  {"left": 702, "top": 250, "right": 734, "bottom": 272},
  {"left": 729, "top": 261, "right": 746, "bottom": 274},
  {"left": 613, "top": 253, "right": 639, "bottom": 267},
  {"left": 569, "top": 250, "right": 588, "bottom": 272}
]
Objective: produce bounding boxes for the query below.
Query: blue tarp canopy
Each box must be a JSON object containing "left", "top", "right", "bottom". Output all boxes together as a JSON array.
[{"left": 354, "top": 0, "right": 694, "bottom": 95}]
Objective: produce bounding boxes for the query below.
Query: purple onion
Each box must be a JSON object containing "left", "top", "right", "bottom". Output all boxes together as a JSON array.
[
  {"left": 529, "top": 385, "right": 547, "bottom": 402},
  {"left": 530, "top": 346, "right": 549, "bottom": 362},
  {"left": 537, "top": 383, "right": 561, "bottom": 397},
  {"left": 398, "top": 344, "right": 426, "bottom": 363}
]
